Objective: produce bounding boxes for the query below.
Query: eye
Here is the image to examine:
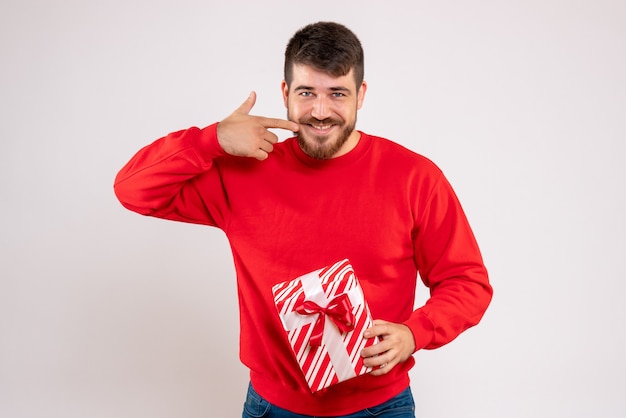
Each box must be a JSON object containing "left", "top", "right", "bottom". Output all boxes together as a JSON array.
[
  {"left": 332, "top": 92, "right": 347, "bottom": 98},
  {"left": 299, "top": 91, "right": 313, "bottom": 97}
]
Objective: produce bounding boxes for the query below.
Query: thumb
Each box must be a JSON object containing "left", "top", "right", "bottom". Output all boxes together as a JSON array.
[{"left": 234, "top": 91, "right": 256, "bottom": 115}]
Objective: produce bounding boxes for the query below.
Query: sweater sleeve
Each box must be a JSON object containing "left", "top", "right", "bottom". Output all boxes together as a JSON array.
[
  {"left": 113, "top": 123, "right": 231, "bottom": 228},
  {"left": 404, "top": 174, "right": 493, "bottom": 351}
]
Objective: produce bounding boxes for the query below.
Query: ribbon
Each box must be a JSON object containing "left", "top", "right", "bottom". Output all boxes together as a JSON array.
[{"left": 294, "top": 292, "right": 355, "bottom": 347}]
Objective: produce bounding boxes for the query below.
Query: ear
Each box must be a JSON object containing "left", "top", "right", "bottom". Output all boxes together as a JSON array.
[
  {"left": 357, "top": 81, "right": 367, "bottom": 110},
  {"left": 281, "top": 80, "right": 289, "bottom": 108}
]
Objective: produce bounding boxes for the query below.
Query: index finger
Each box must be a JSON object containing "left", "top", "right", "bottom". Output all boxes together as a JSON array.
[
  {"left": 364, "top": 320, "right": 390, "bottom": 338},
  {"left": 257, "top": 116, "right": 299, "bottom": 132}
]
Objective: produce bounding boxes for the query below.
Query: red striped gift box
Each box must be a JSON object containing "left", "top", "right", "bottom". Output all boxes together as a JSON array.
[{"left": 272, "top": 259, "right": 379, "bottom": 392}]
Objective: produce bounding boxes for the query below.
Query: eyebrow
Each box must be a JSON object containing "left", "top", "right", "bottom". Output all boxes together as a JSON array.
[{"left": 294, "top": 85, "right": 352, "bottom": 93}]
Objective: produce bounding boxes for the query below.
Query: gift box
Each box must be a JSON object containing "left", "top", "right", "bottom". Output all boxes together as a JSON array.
[{"left": 272, "top": 259, "right": 379, "bottom": 392}]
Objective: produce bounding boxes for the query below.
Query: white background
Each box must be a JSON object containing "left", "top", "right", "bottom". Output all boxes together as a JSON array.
[{"left": 2, "top": 1, "right": 625, "bottom": 417}]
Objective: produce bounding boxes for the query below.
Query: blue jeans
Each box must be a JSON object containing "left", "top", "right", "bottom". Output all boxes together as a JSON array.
[{"left": 242, "top": 382, "right": 415, "bottom": 418}]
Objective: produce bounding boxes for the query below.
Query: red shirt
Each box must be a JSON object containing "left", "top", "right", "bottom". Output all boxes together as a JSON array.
[{"left": 114, "top": 124, "right": 492, "bottom": 415}]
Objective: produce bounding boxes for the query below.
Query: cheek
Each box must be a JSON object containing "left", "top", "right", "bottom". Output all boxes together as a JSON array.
[
  {"left": 288, "top": 102, "right": 308, "bottom": 119},
  {"left": 337, "top": 107, "right": 356, "bottom": 123}
]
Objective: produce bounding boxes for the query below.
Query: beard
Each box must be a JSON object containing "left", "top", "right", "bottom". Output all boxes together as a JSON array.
[{"left": 291, "top": 115, "right": 357, "bottom": 160}]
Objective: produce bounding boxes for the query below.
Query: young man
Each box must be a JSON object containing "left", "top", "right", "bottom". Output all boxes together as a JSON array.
[{"left": 114, "top": 22, "right": 492, "bottom": 417}]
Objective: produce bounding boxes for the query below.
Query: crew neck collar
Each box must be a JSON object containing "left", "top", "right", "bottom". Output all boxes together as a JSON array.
[{"left": 289, "top": 131, "right": 371, "bottom": 169}]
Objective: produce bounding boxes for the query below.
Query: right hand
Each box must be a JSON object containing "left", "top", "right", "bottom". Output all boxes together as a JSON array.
[{"left": 216, "top": 91, "right": 299, "bottom": 161}]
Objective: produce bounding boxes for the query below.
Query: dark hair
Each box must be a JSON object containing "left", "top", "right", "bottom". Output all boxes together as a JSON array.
[{"left": 284, "top": 21, "right": 364, "bottom": 88}]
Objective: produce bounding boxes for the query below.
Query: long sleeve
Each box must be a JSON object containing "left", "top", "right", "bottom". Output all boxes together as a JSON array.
[
  {"left": 404, "top": 174, "right": 492, "bottom": 351},
  {"left": 113, "top": 123, "right": 231, "bottom": 228}
]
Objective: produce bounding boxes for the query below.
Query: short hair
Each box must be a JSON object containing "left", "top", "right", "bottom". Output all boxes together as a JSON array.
[{"left": 284, "top": 21, "right": 364, "bottom": 88}]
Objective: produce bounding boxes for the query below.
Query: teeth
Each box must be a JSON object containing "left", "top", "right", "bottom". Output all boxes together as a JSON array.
[{"left": 312, "top": 124, "right": 332, "bottom": 130}]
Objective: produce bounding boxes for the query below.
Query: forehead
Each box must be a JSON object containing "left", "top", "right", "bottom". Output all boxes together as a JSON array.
[{"left": 289, "top": 64, "right": 357, "bottom": 91}]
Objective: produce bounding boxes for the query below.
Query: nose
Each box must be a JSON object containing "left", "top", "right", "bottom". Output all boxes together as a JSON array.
[{"left": 311, "top": 96, "right": 331, "bottom": 120}]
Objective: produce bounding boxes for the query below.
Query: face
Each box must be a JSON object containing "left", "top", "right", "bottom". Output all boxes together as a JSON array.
[{"left": 282, "top": 64, "right": 367, "bottom": 159}]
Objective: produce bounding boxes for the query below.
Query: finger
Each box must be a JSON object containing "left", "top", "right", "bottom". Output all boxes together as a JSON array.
[
  {"left": 361, "top": 339, "right": 391, "bottom": 358},
  {"left": 258, "top": 116, "right": 300, "bottom": 132},
  {"left": 363, "top": 349, "right": 395, "bottom": 375},
  {"left": 263, "top": 130, "right": 280, "bottom": 145},
  {"left": 364, "top": 321, "right": 390, "bottom": 339},
  {"left": 258, "top": 139, "right": 274, "bottom": 154},
  {"left": 366, "top": 353, "right": 390, "bottom": 368},
  {"left": 234, "top": 91, "right": 257, "bottom": 115},
  {"left": 253, "top": 148, "right": 269, "bottom": 161},
  {"left": 369, "top": 361, "right": 394, "bottom": 376}
]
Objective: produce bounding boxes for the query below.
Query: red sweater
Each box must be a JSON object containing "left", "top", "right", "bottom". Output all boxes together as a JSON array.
[{"left": 114, "top": 123, "right": 492, "bottom": 415}]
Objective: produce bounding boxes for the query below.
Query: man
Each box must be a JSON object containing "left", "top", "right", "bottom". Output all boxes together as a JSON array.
[{"left": 114, "top": 21, "right": 492, "bottom": 417}]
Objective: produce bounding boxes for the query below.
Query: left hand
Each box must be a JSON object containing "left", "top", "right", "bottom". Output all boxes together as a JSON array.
[{"left": 361, "top": 319, "right": 416, "bottom": 376}]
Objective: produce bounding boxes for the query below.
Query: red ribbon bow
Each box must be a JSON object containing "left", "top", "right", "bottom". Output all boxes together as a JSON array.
[{"left": 294, "top": 293, "right": 355, "bottom": 347}]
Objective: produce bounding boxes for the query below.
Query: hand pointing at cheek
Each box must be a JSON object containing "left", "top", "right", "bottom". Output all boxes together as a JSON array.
[{"left": 217, "top": 91, "right": 299, "bottom": 161}]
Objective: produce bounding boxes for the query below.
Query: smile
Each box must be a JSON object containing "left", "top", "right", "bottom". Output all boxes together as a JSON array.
[{"left": 310, "top": 124, "right": 333, "bottom": 130}]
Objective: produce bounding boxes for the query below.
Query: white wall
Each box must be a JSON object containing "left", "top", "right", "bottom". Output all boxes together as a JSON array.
[{"left": 2, "top": 1, "right": 625, "bottom": 417}]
